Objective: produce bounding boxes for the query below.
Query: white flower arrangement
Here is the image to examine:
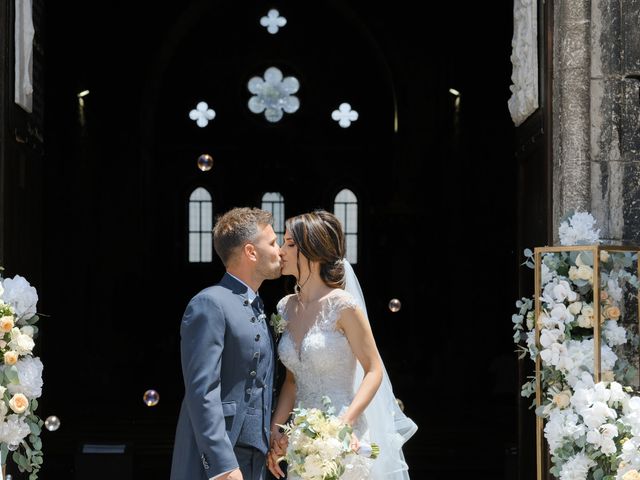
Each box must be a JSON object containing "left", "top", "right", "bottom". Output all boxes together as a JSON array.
[
  {"left": 512, "top": 211, "right": 640, "bottom": 480},
  {"left": 278, "top": 396, "right": 378, "bottom": 480},
  {"left": 0, "top": 269, "right": 44, "bottom": 479}
]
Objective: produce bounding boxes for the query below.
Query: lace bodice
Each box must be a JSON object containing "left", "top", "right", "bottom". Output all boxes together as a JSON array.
[
  {"left": 278, "top": 290, "right": 368, "bottom": 419},
  {"left": 277, "top": 289, "right": 371, "bottom": 479}
]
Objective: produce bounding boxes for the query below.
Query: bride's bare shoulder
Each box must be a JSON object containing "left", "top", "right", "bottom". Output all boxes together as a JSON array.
[
  {"left": 327, "top": 288, "right": 359, "bottom": 309},
  {"left": 277, "top": 293, "right": 297, "bottom": 312}
]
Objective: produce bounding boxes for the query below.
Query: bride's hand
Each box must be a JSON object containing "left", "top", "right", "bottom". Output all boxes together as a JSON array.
[
  {"left": 270, "top": 428, "right": 288, "bottom": 456},
  {"left": 350, "top": 433, "right": 361, "bottom": 454}
]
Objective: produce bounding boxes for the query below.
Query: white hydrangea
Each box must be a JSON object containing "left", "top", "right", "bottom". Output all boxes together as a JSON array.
[
  {"left": 563, "top": 339, "right": 617, "bottom": 387},
  {"left": 608, "top": 278, "right": 624, "bottom": 303},
  {"left": 558, "top": 211, "right": 601, "bottom": 246},
  {"left": 0, "top": 275, "right": 38, "bottom": 321},
  {"left": 544, "top": 407, "right": 585, "bottom": 452},
  {"left": 7, "top": 356, "right": 43, "bottom": 398},
  {"left": 559, "top": 451, "right": 597, "bottom": 480},
  {"left": 0, "top": 413, "right": 30, "bottom": 445},
  {"left": 603, "top": 320, "right": 627, "bottom": 347}
]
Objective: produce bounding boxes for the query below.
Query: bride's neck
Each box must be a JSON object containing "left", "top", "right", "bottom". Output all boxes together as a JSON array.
[{"left": 297, "top": 274, "right": 330, "bottom": 303}]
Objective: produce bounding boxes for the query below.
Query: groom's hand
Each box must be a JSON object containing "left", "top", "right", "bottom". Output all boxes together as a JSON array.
[
  {"left": 266, "top": 448, "right": 285, "bottom": 479},
  {"left": 217, "top": 467, "right": 243, "bottom": 480},
  {"left": 269, "top": 429, "right": 287, "bottom": 456}
]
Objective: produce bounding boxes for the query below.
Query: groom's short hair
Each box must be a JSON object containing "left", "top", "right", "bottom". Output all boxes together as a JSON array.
[{"left": 213, "top": 207, "right": 273, "bottom": 266}]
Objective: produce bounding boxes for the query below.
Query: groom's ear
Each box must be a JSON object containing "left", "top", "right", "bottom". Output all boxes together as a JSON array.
[{"left": 243, "top": 242, "right": 257, "bottom": 261}]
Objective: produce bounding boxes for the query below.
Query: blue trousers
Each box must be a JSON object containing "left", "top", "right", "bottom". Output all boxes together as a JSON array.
[{"left": 234, "top": 445, "right": 266, "bottom": 480}]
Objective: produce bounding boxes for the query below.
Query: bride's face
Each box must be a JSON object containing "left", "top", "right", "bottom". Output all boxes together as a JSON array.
[{"left": 281, "top": 228, "right": 303, "bottom": 278}]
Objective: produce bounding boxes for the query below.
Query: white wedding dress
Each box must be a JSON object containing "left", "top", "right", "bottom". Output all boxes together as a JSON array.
[{"left": 277, "top": 289, "right": 374, "bottom": 479}]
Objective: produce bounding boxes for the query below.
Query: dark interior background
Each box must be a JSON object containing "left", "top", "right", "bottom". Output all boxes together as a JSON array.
[{"left": 11, "top": 0, "right": 520, "bottom": 478}]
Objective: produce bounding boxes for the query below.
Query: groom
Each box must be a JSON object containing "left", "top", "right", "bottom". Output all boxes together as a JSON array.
[{"left": 170, "top": 207, "right": 282, "bottom": 480}]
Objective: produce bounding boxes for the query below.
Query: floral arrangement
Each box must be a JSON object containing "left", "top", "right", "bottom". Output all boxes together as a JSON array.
[
  {"left": 0, "top": 269, "right": 44, "bottom": 479},
  {"left": 278, "top": 396, "right": 378, "bottom": 480},
  {"left": 270, "top": 313, "right": 288, "bottom": 337},
  {"left": 512, "top": 211, "right": 640, "bottom": 480}
]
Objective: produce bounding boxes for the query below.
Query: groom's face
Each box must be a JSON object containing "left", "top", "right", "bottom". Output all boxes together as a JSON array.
[{"left": 253, "top": 224, "right": 282, "bottom": 280}]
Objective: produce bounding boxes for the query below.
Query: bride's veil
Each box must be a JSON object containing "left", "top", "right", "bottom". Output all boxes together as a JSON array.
[{"left": 343, "top": 260, "right": 418, "bottom": 479}]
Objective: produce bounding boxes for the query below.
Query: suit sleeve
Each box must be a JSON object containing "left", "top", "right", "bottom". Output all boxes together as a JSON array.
[{"left": 180, "top": 295, "right": 238, "bottom": 477}]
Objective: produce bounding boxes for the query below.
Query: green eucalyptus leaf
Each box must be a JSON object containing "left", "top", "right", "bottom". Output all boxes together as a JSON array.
[
  {"left": 27, "top": 420, "right": 41, "bottom": 436},
  {"left": 580, "top": 251, "right": 594, "bottom": 266},
  {"left": 16, "top": 452, "right": 28, "bottom": 469}
]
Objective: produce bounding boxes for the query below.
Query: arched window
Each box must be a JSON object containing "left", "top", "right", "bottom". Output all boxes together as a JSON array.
[
  {"left": 333, "top": 189, "right": 358, "bottom": 264},
  {"left": 261, "top": 192, "right": 285, "bottom": 244},
  {"left": 189, "top": 187, "right": 213, "bottom": 263}
]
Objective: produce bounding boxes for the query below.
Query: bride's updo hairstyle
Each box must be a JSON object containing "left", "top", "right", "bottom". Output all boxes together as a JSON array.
[{"left": 285, "top": 210, "right": 346, "bottom": 289}]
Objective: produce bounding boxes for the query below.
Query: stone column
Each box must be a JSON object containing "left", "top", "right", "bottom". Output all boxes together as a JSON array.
[
  {"left": 552, "top": 0, "right": 592, "bottom": 243},
  {"left": 590, "top": 0, "right": 623, "bottom": 243}
]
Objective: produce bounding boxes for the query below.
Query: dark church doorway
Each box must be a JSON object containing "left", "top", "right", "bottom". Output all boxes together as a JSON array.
[{"left": 31, "top": 1, "right": 520, "bottom": 479}]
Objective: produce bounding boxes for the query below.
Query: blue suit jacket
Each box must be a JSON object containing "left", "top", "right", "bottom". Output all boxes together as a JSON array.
[{"left": 170, "top": 273, "right": 275, "bottom": 480}]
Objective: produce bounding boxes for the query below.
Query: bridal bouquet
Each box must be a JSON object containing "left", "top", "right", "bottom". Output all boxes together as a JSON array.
[
  {"left": 279, "top": 396, "right": 378, "bottom": 480},
  {"left": 0, "top": 270, "right": 44, "bottom": 479}
]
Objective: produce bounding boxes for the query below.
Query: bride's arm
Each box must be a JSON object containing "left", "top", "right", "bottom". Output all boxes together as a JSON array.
[
  {"left": 338, "top": 307, "right": 383, "bottom": 427},
  {"left": 267, "top": 368, "right": 296, "bottom": 478},
  {"left": 270, "top": 367, "right": 296, "bottom": 443}
]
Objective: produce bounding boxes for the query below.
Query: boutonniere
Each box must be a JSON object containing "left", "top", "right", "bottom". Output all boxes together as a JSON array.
[{"left": 269, "top": 313, "right": 288, "bottom": 336}]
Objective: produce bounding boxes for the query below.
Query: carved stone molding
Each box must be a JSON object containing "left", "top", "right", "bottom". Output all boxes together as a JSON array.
[{"left": 508, "top": 0, "right": 539, "bottom": 126}]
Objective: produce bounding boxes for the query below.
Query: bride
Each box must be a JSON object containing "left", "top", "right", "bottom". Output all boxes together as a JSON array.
[{"left": 266, "top": 210, "right": 417, "bottom": 480}]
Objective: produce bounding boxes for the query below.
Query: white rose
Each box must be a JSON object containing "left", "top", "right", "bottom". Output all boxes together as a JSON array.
[
  {"left": 604, "top": 306, "right": 621, "bottom": 320},
  {"left": 577, "top": 265, "right": 593, "bottom": 282},
  {"left": 568, "top": 266, "right": 580, "bottom": 281},
  {"left": 581, "top": 305, "right": 595, "bottom": 324},
  {"left": 0, "top": 315, "right": 14, "bottom": 333},
  {"left": 623, "top": 470, "right": 640, "bottom": 480},
  {"left": 553, "top": 390, "right": 572, "bottom": 408},
  {"left": 600, "top": 250, "right": 610, "bottom": 262},
  {"left": 8, "top": 328, "right": 34, "bottom": 355},
  {"left": 577, "top": 314, "right": 592, "bottom": 328},
  {"left": 568, "top": 302, "right": 582, "bottom": 315},
  {"left": 3, "top": 351, "right": 18, "bottom": 366},
  {"left": 8, "top": 393, "right": 29, "bottom": 414}
]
